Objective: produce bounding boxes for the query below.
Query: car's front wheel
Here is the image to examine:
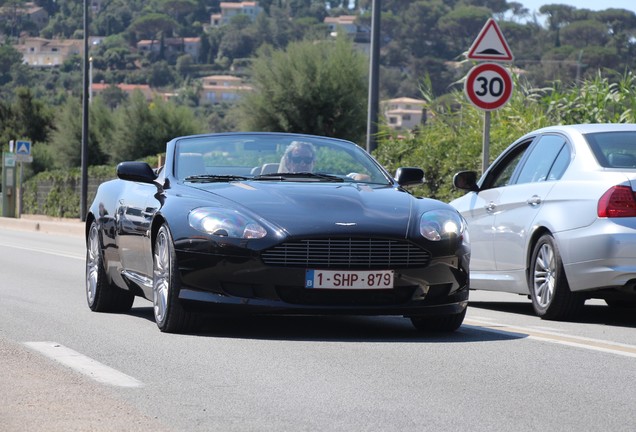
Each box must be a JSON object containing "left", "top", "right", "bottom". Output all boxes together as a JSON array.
[
  {"left": 153, "top": 224, "right": 199, "bottom": 333},
  {"left": 529, "top": 234, "right": 583, "bottom": 320},
  {"left": 410, "top": 308, "right": 466, "bottom": 332},
  {"left": 86, "top": 220, "right": 134, "bottom": 312}
]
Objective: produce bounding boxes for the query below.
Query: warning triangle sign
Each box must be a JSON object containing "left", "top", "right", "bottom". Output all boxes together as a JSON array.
[{"left": 467, "top": 18, "right": 513, "bottom": 62}]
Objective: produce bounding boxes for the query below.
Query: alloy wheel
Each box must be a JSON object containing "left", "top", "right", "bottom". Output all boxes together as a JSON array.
[
  {"left": 86, "top": 224, "right": 100, "bottom": 305},
  {"left": 153, "top": 229, "right": 170, "bottom": 324},
  {"left": 533, "top": 242, "right": 556, "bottom": 308}
]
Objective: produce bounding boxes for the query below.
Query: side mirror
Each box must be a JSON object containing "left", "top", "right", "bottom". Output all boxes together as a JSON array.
[
  {"left": 453, "top": 171, "right": 479, "bottom": 192},
  {"left": 394, "top": 167, "right": 424, "bottom": 187},
  {"left": 117, "top": 162, "right": 157, "bottom": 184}
]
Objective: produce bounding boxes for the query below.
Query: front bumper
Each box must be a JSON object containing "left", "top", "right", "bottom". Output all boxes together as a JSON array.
[{"left": 174, "top": 249, "right": 470, "bottom": 317}]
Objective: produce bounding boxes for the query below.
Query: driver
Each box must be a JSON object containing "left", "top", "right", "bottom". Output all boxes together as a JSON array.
[{"left": 280, "top": 141, "right": 316, "bottom": 173}]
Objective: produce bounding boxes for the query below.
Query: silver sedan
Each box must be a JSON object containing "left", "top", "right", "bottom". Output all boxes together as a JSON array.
[{"left": 450, "top": 123, "right": 636, "bottom": 320}]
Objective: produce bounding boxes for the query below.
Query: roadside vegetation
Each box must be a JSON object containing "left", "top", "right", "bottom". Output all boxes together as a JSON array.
[{"left": 376, "top": 71, "right": 636, "bottom": 202}]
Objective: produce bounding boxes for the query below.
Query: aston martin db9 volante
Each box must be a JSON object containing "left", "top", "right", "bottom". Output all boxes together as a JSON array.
[
  {"left": 86, "top": 132, "right": 470, "bottom": 333},
  {"left": 451, "top": 123, "right": 636, "bottom": 320}
]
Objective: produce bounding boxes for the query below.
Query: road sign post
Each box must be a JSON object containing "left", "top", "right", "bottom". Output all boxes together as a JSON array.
[
  {"left": 2, "top": 152, "right": 17, "bottom": 217},
  {"left": 465, "top": 18, "right": 514, "bottom": 173},
  {"left": 13, "top": 140, "right": 32, "bottom": 217}
]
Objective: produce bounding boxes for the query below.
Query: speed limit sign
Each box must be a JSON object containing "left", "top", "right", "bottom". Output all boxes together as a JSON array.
[{"left": 464, "top": 62, "right": 513, "bottom": 111}]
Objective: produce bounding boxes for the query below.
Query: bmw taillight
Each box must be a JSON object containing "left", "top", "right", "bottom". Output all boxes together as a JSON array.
[{"left": 598, "top": 185, "right": 636, "bottom": 217}]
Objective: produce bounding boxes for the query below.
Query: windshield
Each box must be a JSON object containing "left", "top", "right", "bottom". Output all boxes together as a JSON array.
[{"left": 173, "top": 134, "right": 392, "bottom": 184}]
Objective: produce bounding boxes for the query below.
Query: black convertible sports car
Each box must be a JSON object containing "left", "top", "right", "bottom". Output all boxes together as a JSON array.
[{"left": 85, "top": 132, "right": 470, "bottom": 333}]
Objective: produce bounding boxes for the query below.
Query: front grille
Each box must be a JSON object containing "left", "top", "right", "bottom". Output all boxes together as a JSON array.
[{"left": 261, "top": 238, "right": 430, "bottom": 269}]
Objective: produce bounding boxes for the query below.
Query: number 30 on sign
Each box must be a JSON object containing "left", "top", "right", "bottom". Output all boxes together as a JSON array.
[{"left": 464, "top": 62, "right": 513, "bottom": 111}]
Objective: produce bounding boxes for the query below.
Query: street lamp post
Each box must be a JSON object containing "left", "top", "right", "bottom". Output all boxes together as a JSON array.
[
  {"left": 366, "top": 0, "right": 381, "bottom": 154},
  {"left": 80, "top": 0, "right": 89, "bottom": 221}
]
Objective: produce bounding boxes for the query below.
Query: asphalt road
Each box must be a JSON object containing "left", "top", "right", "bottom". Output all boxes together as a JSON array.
[{"left": 1, "top": 218, "right": 636, "bottom": 431}]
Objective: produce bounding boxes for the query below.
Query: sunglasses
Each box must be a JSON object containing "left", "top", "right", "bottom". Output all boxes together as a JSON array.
[{"left": 289, "top": 155, "right": 314, "bottom": 164}]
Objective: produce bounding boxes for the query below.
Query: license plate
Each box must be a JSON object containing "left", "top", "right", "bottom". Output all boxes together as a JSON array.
[{"left": 305, "top": 269, "right": 394, "bottom": 289}]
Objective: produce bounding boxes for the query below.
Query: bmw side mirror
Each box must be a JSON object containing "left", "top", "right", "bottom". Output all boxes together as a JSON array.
[{"left": 453, "top": 171, "right": 479, "bottom": 192}]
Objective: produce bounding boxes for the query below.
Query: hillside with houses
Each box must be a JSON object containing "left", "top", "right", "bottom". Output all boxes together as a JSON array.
[{"left": 2, "top": 0, "right": 635, "bottom": 135}]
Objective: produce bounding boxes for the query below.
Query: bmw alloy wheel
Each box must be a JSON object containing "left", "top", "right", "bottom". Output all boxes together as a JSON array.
[
  {"left": 532, "top": 242, "right": 555, "bottom": 309},
  {"left": 529, "top": 234, "right": 583, "bottom": 320}
]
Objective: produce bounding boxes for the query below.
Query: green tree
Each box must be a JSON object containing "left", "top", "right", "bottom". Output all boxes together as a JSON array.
[
  {"left": 0, "top": 44, "right": 23, "bottom": 86},
  {"left": 147, "top": 60, "right": 177, "bottom": 87},
  {"left": 560, "top": 19, "right": 609, "bottom": 48},
  {"left": 437, "top": 5, "right": 493, "bottom": 57},
  {"left": 40, "top": 0, "right": 83, "bottom": 38},
  {"left": 91, "top": 0, "right": 136, "bottom": 36},
  {"left": 401, "top": 1, "right": 452, "bottom": 59},
  {"left": 236, "top": 36, "right": 368, "bottom": 143},
  {"left": 218, "top": 16, "right": 258, "bottom": 62},
  {"left": 156, "top": 0, "right": 198, "bottom": 22},
  {"left": 47, "top": 98, "right": 110, "bottom": 168},
  {"left": 540, "top": 4, "right": 576, "bottom": 47},
  {"left": 109, "top": 92, "right": 203, "bottom": 162},
  {"left": 91, "top": 35, "right": 136, "bottom": 71},
  {"left": 99, "top": 84, "right": 129, "bottom": 109},
  {"left": 0, "top": 87, "right": 54, "bottom": 158},
  {"left": 594, "top": 9, "right": 636, "bottom": 60},
  {"left": 127, "top": 13, "right": 178, "bottom": 40}
]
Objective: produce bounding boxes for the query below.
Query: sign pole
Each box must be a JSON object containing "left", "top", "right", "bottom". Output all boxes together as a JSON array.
[
  {"left": 482, "top": 111, "right": 490, "bottom": 173},
  {"left": 17, "top": 161, "right": 22, "bottom": 217},
  {"left": 465, "top": 18, "right": 514, "bottom": 175}
]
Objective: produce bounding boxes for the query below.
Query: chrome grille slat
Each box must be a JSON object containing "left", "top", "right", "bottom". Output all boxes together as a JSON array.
[{"left": 261, "top": 238, "right": 430, "bottom": 269}]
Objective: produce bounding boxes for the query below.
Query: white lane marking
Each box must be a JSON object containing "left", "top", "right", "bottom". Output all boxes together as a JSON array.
[
  {"left": 471, "top": 316, "right": 565, "bottom": 333},
  {"left": 24, "top": 342, "right": 143, "bottom": 388},
  {"left": 0, "top": 241, "right": 84, "bottom": 260},
  {"left": 465, "top": 319, "right": 636, "bottom": 359},
  {"left": 468, "top": 315, "right": 498, "bottom": 322},
  {"left": 527, "top": 325, "right": 565, "bottom": 333}
]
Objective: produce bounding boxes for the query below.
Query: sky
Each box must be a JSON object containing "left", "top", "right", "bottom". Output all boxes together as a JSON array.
[{"left": 520, "top": 0, "right": 636, "bottom": 15}]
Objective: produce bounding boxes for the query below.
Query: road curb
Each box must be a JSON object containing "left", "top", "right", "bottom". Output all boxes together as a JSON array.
[{"left": 0, "top": 215, "right": 84, "bottom": 237}]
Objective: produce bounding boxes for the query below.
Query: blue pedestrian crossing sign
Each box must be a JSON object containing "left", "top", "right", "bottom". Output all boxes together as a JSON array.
[{"left": 16, "top": 140, "right": 31, "bottom": 155}]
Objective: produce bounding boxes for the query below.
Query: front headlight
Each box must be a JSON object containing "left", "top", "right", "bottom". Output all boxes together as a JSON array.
[
  {"left": 419, "top": 209, "right": 467, "bottom": 242},
  {"left": 189, "top": 207, "right": 267, "bottom": 239}
]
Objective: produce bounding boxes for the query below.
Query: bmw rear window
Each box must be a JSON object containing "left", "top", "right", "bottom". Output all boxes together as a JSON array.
[{"left": 586, "top": 131, "right": 636, "bottom": 168}]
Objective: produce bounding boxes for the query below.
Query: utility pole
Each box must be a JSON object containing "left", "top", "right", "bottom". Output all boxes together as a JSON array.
[
  {"left": 80, "top": 0, "right": 89, "bottom": 221},
  {"left": 366, "top": 0, "right": 381, "bottom": 154}
]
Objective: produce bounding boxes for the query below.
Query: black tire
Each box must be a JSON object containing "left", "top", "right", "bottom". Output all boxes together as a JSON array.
[
  {"left": 86, "top": 221, "right": 135, "bottom": 312},
  {"left": 410, "top": 308, "right": 466, "bottom": 332},
  {"left": 153, "top": 224, "right": 199, "bottom": 333},
  {"left": 529, "top": 234, "right": 583, "bottom": 320}
]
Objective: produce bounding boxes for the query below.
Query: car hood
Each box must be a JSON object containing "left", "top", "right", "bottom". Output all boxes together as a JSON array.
[{"left": 188, "top": 181, "right": 421, "bottom": 237}]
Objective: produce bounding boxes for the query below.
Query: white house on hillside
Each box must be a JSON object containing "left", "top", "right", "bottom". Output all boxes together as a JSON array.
[
  {"left": 382, "top": 97, "right": 427, "bottom": 131},
  {"left": 16, "top": 37, "right": 83, "bottom": 66},
  {"left": 324, "top": 15, "right": 370, "bottom": 43},
  {"left": 209, "top": 2, "right": 263, "bottom": 27},
  {"left": 136, "top": 37, "right": 201, "bottom": 61},
  {"left": 200, "top": 75, "right": 253, "bottom": 104}
]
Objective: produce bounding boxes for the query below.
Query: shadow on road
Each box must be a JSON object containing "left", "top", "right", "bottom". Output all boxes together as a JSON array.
[
  {"left": 469, "top": 300, "right": 636, "bottom": 329},
  {"left": 127, "top": 305, "right": 527, "bottom": 343}
]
